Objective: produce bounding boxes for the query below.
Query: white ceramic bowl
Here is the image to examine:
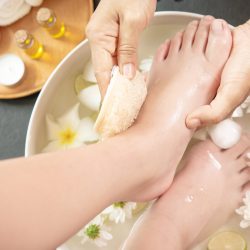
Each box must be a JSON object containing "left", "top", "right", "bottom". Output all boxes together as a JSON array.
[{"left": 25, "top": 11, "right": 250, "bottom": 250}]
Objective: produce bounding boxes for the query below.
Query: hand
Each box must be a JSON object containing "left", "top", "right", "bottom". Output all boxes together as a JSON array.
[
  {"left": 186, "top": 20, "right": 250, "bottom": 129},
  {"left": 86, "top": 0, "right": 156, "bottom": 97}
]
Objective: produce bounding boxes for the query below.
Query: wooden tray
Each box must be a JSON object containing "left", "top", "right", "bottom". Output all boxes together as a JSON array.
[{"left": 0, "top": 0, "right": 93, "bottom": 99}]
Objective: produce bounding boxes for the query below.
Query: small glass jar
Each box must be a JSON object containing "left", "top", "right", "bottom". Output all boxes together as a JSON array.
[
  {"left": 15, "top": 30, "right": 44, "bottom": 59},
  {"left": 36, "top": 8, "right": 66, "bottom": 38}
]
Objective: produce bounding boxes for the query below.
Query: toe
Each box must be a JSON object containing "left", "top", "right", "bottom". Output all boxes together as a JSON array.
[
  {"left": 154, "top": 39, "right": 171, "bottom": 62},
  {"left": 168, "top": 31, "right": 183, "bottom": 57},
  {"left": 241, "top": 168, "right": 250, "bottom": 185},
  {"left": 237, "top": 158, "right": 249, "bottom": 172},
  {"left": 205, "top": 19, "right": 232, "bottom": 65},
  {"left": 243, "top": 181, "right": 250, "bottom": 193},
  {"left": 181, "top": 20, "right": 199, "bottom": 50},
  {"left": 227, "top": 134, "right": 250, "bottom": 159},
  {"left": 193, "top": 15, "right": 214, "bottom": 52}
]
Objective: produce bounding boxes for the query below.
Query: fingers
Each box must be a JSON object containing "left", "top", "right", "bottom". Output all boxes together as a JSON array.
[
  {"left": 90, "top": 45, "right": 116, "bottom": 98},
  {"left": 118, "top": 19, "right": 141, "bottom": 79},
  {"left": 186, "top": 84, "right": 250, "bottom": 129}
]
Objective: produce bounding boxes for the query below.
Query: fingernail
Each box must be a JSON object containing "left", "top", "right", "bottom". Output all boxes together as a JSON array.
[
  {"left": 188, "top": 118, "right": 201, "bottom": 129},
  {"left": 123, "top": 63, "right": 134, "bottom": 79},
  {"left": 212, "top": 20, "right": 223, "bottom": 33}
]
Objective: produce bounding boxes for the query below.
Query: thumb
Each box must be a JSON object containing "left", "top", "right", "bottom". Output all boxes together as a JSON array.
[
  {"left": 186, "top": 86, "right": 249, "bottom": 129},
  {"left": 118, "top": 21, "right": 140, "bottom": 79},
  {"left": 90, "top": 45, "right": 116, "bottom": 99}
]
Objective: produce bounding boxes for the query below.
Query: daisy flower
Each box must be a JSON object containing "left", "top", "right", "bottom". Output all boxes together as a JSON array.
[
  {"left": 77, "top": 215, "right": 112, "bottom": 248},
  {"left": 236, "top": 191, "right": 250, "bottom": 228},
  {"left": 42, "top": 103, "right": 99, "bottom": 152},
  {"left": 102, "top": 202, "right": 137, "bottom": 224}
]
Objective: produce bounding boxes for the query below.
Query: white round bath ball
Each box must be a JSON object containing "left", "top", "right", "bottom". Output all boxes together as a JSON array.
[
  {"left": 25, "top": 0, "right": 43, "bottom": 7},
  {"left": 0, "top": 53, "right": 25, "bottom": 86},
  {"left": 78, "top": 84, "right": 101, "bottom": 111},
  {"left": 208, "top": 119, "right": 242, "bottom": 149}
]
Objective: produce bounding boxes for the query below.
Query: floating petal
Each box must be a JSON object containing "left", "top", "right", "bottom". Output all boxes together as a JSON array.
[
  {"left": 232, "top": 106, "right": 244, "bottom": 118},
  {"left": 139, "top": 58, "right": 153, "bottom": 73},
  {"left": 57, "top": 103, "right": 81, "bottom": 130},
  {"left": 83, "top": 60, "right": 97, "bottom": 83},
  {"left": 77, "top": 117, "right": 99, "bottom": 142},
  {"left": 42, "top": 140, "right": 63, "bottom": 153},
  {"left": 78, "top": 85, "right": 101, "bottom": 111}
]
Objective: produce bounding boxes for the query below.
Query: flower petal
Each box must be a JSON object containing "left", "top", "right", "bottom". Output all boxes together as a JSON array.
[
  {"left": 139, "top": 58, "right": 153, "bottom": 73},
  {"left": 100, "top": 230, "right": 113, "bottom": 240},
  {"left": 94, "top": 238, "right": 107, "bottom": 247},
  {"left": 77, "top": 117, "right": 99, "bottom": 142},
  {"left": 232, "top": 106, "right": 244, "bottom": 118},
  {"left": 46, "top": 114, "right": 61, "bottom": 141},
  {"left": 65, "top": 141, "right": 85, "bottom": 149},
  {"left": 57, "top": 103, "right": 81, "bottom": 130},
  {"left": 42, "top": 140, "right": 64, "bottom": 153},
  {"left": 78, "top": 85, "right": 101, "bottom": 111}
]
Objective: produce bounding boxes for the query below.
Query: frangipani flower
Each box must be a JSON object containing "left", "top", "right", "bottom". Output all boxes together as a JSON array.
[
  {"left": 236, "top": 191, "right": 250, "bottom": 228},
  {"left": 43, "top": 103, "right": 99, "bottom": 152},
  {"left": 77, "top": 215, "right": 112, "bottom": 247},
  {"left": 78, "top": 84, "right": 101, "bottom": 111},
  {"left": 102, "top": 202, "right": 137, "bottom": 224}
]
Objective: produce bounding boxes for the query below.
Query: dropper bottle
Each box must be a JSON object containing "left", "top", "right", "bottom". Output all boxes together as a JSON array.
[
  {"left": 36, "top": 8, "right": 66, "bottom": 38},
  {"left": 15, "top": 29, "right": 44, "bottom": 59}
]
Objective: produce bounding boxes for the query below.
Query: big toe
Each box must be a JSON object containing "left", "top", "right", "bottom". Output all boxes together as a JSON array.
[
  {"left": 193, "top": 15, "right": 214, "bottom": 52},
  {"left": 205, "top": 19, "right": 232, "bottom": 66}
]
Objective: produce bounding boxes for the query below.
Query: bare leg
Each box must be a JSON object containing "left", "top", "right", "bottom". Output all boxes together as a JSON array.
[
  {"left": 123, "top": 136, "right": 250, "bottom": 250},
  {"left": 0, "top": 17, "right": 231, "bottom": 249}
]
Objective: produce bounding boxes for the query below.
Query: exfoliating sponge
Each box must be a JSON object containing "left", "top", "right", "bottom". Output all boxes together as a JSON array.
[{"left": 94, "top": 66, "right": 147, "bottom": 139}]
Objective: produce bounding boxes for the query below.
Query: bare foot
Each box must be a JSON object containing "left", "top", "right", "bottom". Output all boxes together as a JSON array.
[
  {"left": 186, "top": 20, "right": 250, "bottom": 128},
  {"left": 131, "top": 17, "right": 232, "bottom": 201},
  {"left": 123, "top": 136, "right": 250, "bottom": 250}
]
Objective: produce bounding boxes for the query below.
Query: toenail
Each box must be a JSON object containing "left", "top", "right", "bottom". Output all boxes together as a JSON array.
[{"left": 211, "top": 20, "right": 223, "bottom": 33}]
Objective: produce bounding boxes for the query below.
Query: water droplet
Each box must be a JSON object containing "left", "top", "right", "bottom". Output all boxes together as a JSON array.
[{"left": 185, "top": 195, "right": 194, "bottom": 203}]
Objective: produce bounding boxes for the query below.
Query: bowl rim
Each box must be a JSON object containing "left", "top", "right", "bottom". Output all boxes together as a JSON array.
[{"left": 25, "top": 11, "right": 205, "bottom": 156}]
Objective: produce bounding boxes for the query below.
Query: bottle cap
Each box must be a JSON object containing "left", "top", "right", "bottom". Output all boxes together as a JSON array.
[
  {"left": 14, "top": 30, "right": 32, "bottom": 48},
  {"left": 37, "top": 7, "right": 55, "bottom": 26}
]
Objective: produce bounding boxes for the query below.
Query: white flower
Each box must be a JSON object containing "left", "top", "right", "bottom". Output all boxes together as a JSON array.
[
  {"left": 236, "top": 191, "right": 250, "bottom": 228},
  {"left": 77, "top": 215, "right": 112, "bottom": 248},
  {"left": 82, "top": 60, "right": 97, "bottom": 83},
  {"left": 78, "top": 84, "right": 101, "bottom": 111},
  {"left": 42, "top": 103, "right": 99, "bottom": 152},
  {"left": 139, "top": 58, "right": 153, "bottom": 73},
  {"left": 102, "top": 202, "right": 137, "bottom": 224}
]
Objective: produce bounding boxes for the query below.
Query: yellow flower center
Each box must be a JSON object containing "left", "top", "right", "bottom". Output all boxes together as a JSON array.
[{"left": 59, "top": 128, "right": 77, "bottom": 145}]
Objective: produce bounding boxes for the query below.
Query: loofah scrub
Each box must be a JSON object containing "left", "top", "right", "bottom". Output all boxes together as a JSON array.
[{"left": 94, "top": 66, "right": 147, "bottom": 139}]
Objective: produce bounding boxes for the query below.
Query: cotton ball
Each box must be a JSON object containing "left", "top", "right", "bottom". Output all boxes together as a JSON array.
[
  {"left": 78, "top": 84, "right": 101, "bottom": 111},
  {"left": 208, "top": 119, "right": 242, "bottom": 149},
  {"left": 82, "top": 60, "right": 97, "bottom": 83},
  {"left": 25, "top": 0, "right": 43, "bottom": 7}
]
